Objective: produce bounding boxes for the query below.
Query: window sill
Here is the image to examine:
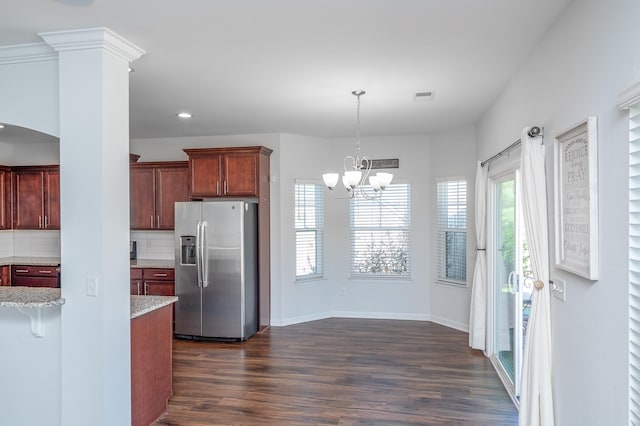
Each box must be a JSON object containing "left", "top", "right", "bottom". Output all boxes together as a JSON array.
[{"left": 435, "top": 279, "right": 468, "bottom": 289}]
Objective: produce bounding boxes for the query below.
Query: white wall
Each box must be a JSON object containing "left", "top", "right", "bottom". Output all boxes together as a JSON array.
[
  {"left": 476, "top": 0, "right": 639, "bottom": 424},
  {"left": 276, "top": 132, "right": 475, "bottom": 326},
  {"left": 429, "top": 126, "right": 477, "bottom": 331}
]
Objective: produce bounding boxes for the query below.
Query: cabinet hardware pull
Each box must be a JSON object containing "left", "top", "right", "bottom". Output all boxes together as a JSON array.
[
  {"left": 224, "top": 181, "right": 228, "bottom": 194},
  {"left": 38, "top": 270, "right": 53, "bottom": 274},
  {"left": 137, "top": 281, "right": 141, "bottom": 295},
  {"left": 153, "top": 273, "right": 168, "bottom": 277},
  {"left": 15, "top": 269, "right": 29, "bottom": 273},
  {"left": 217, "top": 181, "right": 220, "bottom": 195},
  {"left": 39, "top": 216, "right": 42, "bottom": 229},
  {"left": 44, "top": 215, "right": 48, "bottom": 228},
  {"left": 157, "top": 215, "right": 160, "bottom": 228},
  {"left": 144, "top": 282, "right": 149, "bottom": 295},
  {"left": 150, "top": 215, "right": 154, "bottom": 228}
]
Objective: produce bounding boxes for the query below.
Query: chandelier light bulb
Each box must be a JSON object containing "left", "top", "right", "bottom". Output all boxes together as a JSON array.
[
  {"left": 322, "top": 173, "right": 339, "bottom": 189},
  {"left": 376, "top": 172, "right": 393, "bottom": 188},
  {"left": 369, "top": 175, "right": 380, "bottom": 191},
  {"left": 344, "top": 170, "right": 362, "bottom": 188}
]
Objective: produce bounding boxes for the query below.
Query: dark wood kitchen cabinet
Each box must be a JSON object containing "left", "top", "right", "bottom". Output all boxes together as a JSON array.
[
  {"left": 0, "top": 167, "right": 10, "bottom": 229},
  {"left": 130, "top": 268, "right": 174, "bottom": 296},
  {"left": 12, "top": 166, "right": 60, "bottom": 230},
  {"left": 0, "top": 266, "right": 9, "bottom": 286},
  {"left": 11, "top": 265, "right": 59, "bottom": 287},
  {"left": 130, "top": 162, "right": 188, "bottom": 230},
  {"left": 184, "top": 146, "right": 272, "bottom": 199}
]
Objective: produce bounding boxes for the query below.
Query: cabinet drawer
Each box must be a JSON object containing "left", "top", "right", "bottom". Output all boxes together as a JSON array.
[
  {"left": 12, "top": 265, "right": 58, "bottom": 277},
  {"left": 130, "top": 268, "right": 143, "bottom": 280},
  {"left": 142, "top": 268, "right": 174, "bottom": 281},
  {"left": 12, "top": 276, "right": 58, "bottom": 288}
]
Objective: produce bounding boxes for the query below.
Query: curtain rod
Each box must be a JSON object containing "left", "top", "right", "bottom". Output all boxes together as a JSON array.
[{"left": 480, "top": 126, "right": 542, "bottom": 168}]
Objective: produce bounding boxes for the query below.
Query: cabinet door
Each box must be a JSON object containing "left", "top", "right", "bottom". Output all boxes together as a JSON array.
[
  {"left": 0, "top": 170, "right": 9, "bottom": 230},
  {"left": 130, "top": 167, "right": 156, "bottom": 230},
  {"left": 130, "top": 280, "right": 142, "bottom": 295},
  {"left": 224, "top": 153, "right": 258, "bottom": 196},
  {"left": 13, "top": 171, "right": 44, "bottom": 229},
  {"left": 144, "top": 280, "right": 175, "bottom": 296},
  {"left": 44, "top": 170, "right": 60, "bottom": 229},
  {"left": 189, "top": 155, "right": 221, "bottom": 197},
  {"left": 155, "top": 166, "right": 188, "bottom": 229},
  {"left": 0, "top": 266, "right": 9, "bottom": 286}
]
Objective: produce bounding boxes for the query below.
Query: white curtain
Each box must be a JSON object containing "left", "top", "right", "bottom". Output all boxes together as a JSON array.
[
  {"left": 469, "top": 161, "right": 488, "bottom": 350},
  {"left": 519, "top": 127, "right": 555, "bottom": 425}
]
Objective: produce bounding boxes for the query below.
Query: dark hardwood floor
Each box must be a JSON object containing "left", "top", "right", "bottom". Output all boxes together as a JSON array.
[{"left": 153, "top": 318, "right": 517, "bottom": 426}]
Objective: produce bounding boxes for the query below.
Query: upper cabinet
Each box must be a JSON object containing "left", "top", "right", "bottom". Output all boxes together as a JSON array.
[
  {"left": 184, "top": 146, "right": 273, "bottom": 200},
  {"left": 12, "top": 166, "right": 60, "bottom": 230},
  {"left": 0, "top": 167, "right": 10, "bottom": 230},
  {"left": 130, "top": 161, "right": 188, "bottom": 230}
]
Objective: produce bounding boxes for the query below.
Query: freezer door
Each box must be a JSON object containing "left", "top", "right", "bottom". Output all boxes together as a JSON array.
[
  {"left": 174, "top": 202, "right": 203, "bottom": 336},
  {"left": 201, "top": 201, "right": 245, "bottom": 338}
]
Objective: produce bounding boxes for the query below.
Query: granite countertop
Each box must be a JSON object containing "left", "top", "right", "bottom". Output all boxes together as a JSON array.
[
  {"left": 130, "top": 259, "right": 174, "bottom": 269},
  {"left": 130, "top": 295, "right": 178, "bottom": 319},
  {"left": 0, "top": 287, "right": 65, "bottom": 308},
  {"left": 0, "top": 257, "right": 61, "bottom": 267},
  {"left": 0, "top": 287, "right": 176, "bottom": 319}
]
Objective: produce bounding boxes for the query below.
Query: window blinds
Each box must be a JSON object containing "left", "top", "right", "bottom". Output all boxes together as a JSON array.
[
  {"left": 436, "top": 179, "right": 467, "bottom": 284},
  {"left": 295, "top": 182, "right": 324, "bottom": 279},
  {"left": 349, "top": 183, "right": 411, "bottom": 278}
]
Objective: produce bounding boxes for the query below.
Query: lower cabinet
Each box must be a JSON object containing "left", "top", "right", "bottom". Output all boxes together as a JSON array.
[
  {"left": 0, "top": 266, "right": 9, "bottom": 286},
  {"left": 11, "top": 265, "right": 58, "bottom": 287},
  {"left": 130, "top": 268, "right": 174, "bottom": 296}
]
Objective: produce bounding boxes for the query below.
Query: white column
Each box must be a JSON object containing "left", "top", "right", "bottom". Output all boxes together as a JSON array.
[{"left": 40, "top": 28, "right": 144, "bottom": 426}]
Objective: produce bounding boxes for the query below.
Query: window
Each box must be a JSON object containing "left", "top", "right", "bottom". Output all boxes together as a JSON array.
[
  {"left": 436, "top": 179, "right": 467, "bottom": 284},
  {"left": 295, "top": 182, "right": 324, "bottom": 280},
  {"left": 350, "top": 183, "right": 411, "bottom": 278}
]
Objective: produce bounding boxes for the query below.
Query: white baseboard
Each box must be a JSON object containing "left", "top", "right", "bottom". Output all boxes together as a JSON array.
[
  {"left": 429, "top": 315, "right": 469, "bottom": 333},
  {"left": 270, "top": 311, "right": 333, "bottom": 327},
  {"left": 273, "top": 311, "right": 432, "bottom": 327},
  {"left": 330, "top": 311, "right": 431, "bottom": 322}
]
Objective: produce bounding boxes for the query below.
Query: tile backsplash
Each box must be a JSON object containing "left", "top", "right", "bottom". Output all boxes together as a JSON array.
[
  {"left": 0, "top": 230, "right": 13, "bottom": 257},
  {"left": 130, "top": 231, "right": 174, "bottom": 260},
  {"left": 12, "top": 230, "right": 61, "bottom": 257},
  {"left": 0, "top": 229, "right": 174, "bottom": 260}
]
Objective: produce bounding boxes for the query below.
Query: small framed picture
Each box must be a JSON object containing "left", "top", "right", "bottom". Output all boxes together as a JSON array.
[{"left": 554, "top": 117, "right": 598, "bottom": 280}]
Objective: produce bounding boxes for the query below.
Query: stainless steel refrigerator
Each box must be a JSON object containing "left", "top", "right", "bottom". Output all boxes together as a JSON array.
[{"left": 174, "top": 200, "right": 258, "bottom": 340}]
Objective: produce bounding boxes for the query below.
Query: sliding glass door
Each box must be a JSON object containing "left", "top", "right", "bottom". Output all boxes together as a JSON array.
[{"left": 490, "top": 170, "right": 531, "bottom": 401}]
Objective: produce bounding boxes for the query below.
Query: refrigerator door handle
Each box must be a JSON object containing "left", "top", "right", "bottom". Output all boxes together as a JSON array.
[
  {"left": 202, "top": 220, "right": 209, "bottom": 287},
  {"left": 196, "top": 220, "right": 203, "bottom": 287}
]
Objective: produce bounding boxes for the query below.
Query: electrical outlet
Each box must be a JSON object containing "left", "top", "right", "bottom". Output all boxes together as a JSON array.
[{"left": 551, "top": 278, "right": 566, "bottom": 302}]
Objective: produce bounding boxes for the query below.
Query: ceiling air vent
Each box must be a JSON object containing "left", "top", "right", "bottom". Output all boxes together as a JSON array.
[{"left": 414, "top": 91, "right": 434, "bottom": 101}]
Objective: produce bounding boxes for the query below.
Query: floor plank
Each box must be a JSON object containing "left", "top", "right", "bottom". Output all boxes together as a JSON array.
[{"left": 153, "top": 318, "right": 517, "bottom": 425}]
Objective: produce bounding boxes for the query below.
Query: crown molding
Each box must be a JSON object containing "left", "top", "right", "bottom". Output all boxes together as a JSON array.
[
  {"left": 0, "top": 43, "right": 57, "bottom": 65},
  {"left": 39, "top": 27, "right": 145, "bottom": 63},
  {"left": 618, "top": 80, "right": 640, "bottom": 110}
]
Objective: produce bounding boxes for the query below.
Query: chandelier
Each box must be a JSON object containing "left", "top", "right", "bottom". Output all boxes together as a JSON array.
[{"left": 322, "top": 90, "right": 393, "bottom": 199}]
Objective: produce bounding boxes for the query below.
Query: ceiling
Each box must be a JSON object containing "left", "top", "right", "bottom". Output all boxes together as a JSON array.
[{"left": 0, "top": 0, "right": 571, "bottom": 141}]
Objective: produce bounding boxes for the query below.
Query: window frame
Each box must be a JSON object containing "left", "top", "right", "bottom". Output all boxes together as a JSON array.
[
  {"left": 349, "top": 180, "right": 411, "bottom": 280},
  {"left": 435, "top": 177, "right": 468, "bottom": 286},
  {"left": 294, "top": 180, "right": 325, "bottom": 281}
]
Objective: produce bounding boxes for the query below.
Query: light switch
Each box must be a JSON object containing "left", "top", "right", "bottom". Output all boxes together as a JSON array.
[
  {"left": 551, "top": 277, "right": 566, "bottom": 302},
  {"left": 86, "top": 277, "right": 98, "bottom": 297}
]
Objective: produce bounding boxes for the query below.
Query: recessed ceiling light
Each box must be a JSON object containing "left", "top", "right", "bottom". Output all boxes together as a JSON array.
[{"left": 177, "top": 112, "right": 193, "bottom": 119}]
